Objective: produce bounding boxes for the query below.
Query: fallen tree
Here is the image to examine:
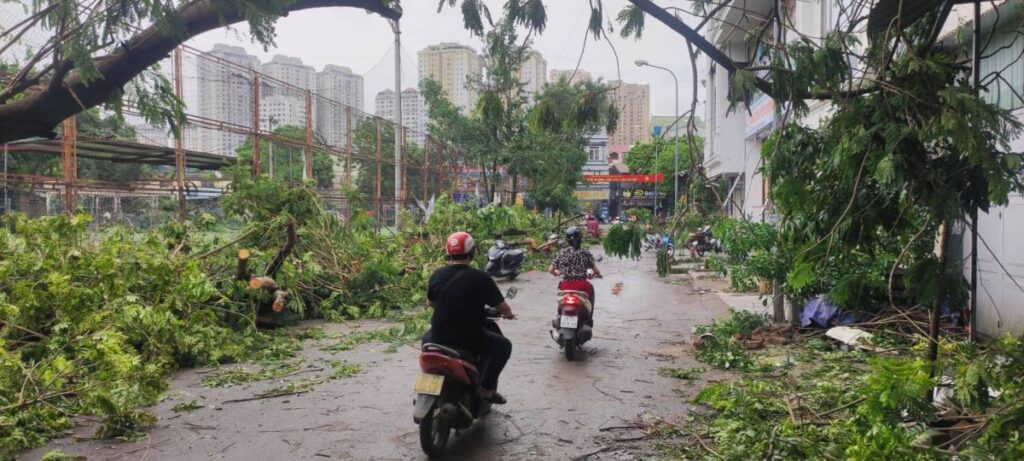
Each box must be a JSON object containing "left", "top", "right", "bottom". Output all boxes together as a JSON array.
[{"left": 0, "top": 0, "right": 400, "bottom": 143}]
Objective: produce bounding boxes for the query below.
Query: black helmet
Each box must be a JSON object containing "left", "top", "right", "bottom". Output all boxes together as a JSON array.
[{"left": 565, "top": 226, "right": 583, "bottom": 250}]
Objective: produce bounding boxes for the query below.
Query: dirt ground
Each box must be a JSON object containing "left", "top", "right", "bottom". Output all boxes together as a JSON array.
[{"left": 22, "top": 251, "right": 735, "bottom": 461}]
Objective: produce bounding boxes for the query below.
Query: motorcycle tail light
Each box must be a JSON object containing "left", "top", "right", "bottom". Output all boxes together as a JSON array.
[{"left": 561, "top": 295, "right": 581, "bottom": 313}]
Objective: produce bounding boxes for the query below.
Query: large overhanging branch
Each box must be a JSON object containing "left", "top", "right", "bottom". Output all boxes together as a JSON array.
[
  {"left": 0, "top": 0, "right": 400, "bottom": 144},
  {"left": 627, "top": 0, "right": 775, "bottom": 97},
  {"left": 628, "top": 0, "right": 884, "bottom": 104}
]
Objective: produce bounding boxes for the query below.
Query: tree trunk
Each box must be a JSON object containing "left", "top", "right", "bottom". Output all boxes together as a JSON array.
[
  {"left": 236, "top": 248, "right": 251, "bottom": 281},
  {"left": 772, "top": 281, "right": 786, "bottom": 323},
  {"left": 927, "top": 221, "right": 950, "bottom": 402},
  {"left": 510, "top": 174, "right": 519, "bottom": 206},
  {"left": 0, "top": 0, "right": 399, "bottom": 143}
]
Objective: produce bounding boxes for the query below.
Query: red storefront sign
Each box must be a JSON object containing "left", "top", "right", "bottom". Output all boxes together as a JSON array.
[{"left": 582, "top": 174, "right": 665, "bottom": 183}]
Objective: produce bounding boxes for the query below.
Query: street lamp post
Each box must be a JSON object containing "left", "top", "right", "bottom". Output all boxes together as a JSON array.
[{"left": 635, "top": 60, "right": 679, "bottom": 214}]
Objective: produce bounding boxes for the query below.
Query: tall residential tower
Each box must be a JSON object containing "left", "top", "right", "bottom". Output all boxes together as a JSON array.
[{"left": 417, "top": 43, "right": 482, "bottom": 114}]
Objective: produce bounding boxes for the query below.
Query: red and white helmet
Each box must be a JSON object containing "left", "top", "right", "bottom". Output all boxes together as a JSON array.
[{"left": 445, "top": 231, "right": 475, "bottom": 258}]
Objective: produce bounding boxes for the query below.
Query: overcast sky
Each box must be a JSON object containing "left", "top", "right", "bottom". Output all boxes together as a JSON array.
[{"left": 188, "top": 0, "right": 700, "bottom": 116}]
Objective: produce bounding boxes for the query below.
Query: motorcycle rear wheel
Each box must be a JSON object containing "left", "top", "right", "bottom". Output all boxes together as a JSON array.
[
  {"left": 565, "top": 339, "right": 578, "bottom": 361},
  {"left": 419, "top": 405, "right": 451, "bottom": 458}
]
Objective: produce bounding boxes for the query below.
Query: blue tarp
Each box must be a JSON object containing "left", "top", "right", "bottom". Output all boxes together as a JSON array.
[{"left": 800, "top": 296, "right": 857, "bottom": 328}]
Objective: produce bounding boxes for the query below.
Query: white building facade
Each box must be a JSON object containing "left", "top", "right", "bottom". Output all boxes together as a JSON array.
[
  {"left": 196, "top": 44, "right": 260, "bottom": 156},
  {"left": 375, "top": 88, "right": 427, "bottom": 146},
  {"left": 519, "top": 51, "right": 548, "bottom": 103},
  {"left": 417, "top": 43, "right": 483, "bottom": 114},
  {"left": 316, "top": 65, "right": 364, "bottom": 147}
]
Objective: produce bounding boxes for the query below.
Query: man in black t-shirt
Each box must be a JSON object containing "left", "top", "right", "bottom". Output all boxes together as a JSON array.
[{"left": 425, "top": 231, "right": 515, "bottom": 404}]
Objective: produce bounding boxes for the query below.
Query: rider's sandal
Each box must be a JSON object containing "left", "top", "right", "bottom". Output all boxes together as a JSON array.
[{"left": 482, "top": 392, "right": 507, "bottom": 405}]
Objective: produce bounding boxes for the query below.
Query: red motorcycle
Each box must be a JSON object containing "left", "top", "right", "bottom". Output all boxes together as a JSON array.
[
  {"left": 687, "top": 225, "right": 722, "bottom": 258},
  {"left": 413, "top": 288, "right": 516, "bottom": 458}
]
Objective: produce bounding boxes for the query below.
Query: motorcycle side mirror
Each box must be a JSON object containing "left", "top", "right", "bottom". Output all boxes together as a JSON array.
[{"left": 505, "top": 286, "right": 518, "bottom": 300}]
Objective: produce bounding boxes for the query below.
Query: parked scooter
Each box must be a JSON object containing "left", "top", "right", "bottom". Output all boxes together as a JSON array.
[
  {"left": 643, "top": 233, "right": 675, "bottom": 257},
  {"left": 687, "top": 226, "right": 722, "bottom": 257},
  {"left": 484, "top": 239, "right": 525, "bottom": 280},
  {"left": 414, "top": 288, "right": 517, "bottom": 458},
  {"left": 550, "top": 270, "right": 598, "bottom": 361}
]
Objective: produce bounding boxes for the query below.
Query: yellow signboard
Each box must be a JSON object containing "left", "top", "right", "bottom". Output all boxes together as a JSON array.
[{"left": 574, "top": 190, "right": 609, "bottom": 200}]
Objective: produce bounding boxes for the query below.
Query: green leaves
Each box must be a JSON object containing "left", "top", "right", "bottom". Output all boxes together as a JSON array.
[
  {"left": 588, "top": 3, "right": 604, "bottom": 39},
  {"left": 616, "top": 5, "right": 644, "bottom": 39},
  {"left": 603, "top": 224, "right": 642, "bottom": 260},
  {"left": 460, "top": 0, "right": 486, "bottom": 37}
]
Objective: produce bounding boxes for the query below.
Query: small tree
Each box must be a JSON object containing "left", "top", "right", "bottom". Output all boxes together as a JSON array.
[{"left": 235, "top": 125, "right": 335, "bottom": 188}]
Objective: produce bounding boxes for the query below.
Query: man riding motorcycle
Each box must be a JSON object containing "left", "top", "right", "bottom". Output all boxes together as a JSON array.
[
  {"left": 423, "top": 231, "right": 515, "bottom": 404},
  {"left": 548, "top": 227, "right": 603, "bottom": 326}
]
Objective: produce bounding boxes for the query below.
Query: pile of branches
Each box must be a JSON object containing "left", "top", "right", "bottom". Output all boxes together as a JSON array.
[{"left": 673, "top": 310, "right": 1024, "bottom": 460}]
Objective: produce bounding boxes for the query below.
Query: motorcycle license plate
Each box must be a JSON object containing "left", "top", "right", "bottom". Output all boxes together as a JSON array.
[
  {"left": 560, "top": 315, "right": 579, "bottom": 329},
  {"left": 414, "top": 373, "right": 445, "bottom": 396}
]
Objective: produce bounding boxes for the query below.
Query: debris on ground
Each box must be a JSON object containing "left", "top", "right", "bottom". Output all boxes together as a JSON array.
[
  {"left": 825, "top": 326, "right": 884, "bottom": 352},
  {"left": 663, "top": 309, "right": 1024, "bottom": 460}
]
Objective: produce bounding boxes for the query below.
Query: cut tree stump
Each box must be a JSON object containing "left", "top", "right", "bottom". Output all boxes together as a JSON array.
[{"left": 236, "top": 248, "right": 250, "bottom": 281}]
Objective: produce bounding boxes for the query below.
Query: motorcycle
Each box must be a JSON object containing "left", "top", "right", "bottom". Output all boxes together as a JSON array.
[
  {"left": 585, "top": 216, "right": 601, "bottom": 239},
  {"left": 688, "top": 225, "right": 722, "bottom": 258},
  {"left": 484, "top": 239, "right": 525, "bottom": 280},
  {"left": 413, "top": 288, "right": 517, "bottom": 458},
  {"left": 643, "top": 233, "right": 675, "bottom": 257},
  {"left": 550, "top": 270, "right": 597, "bottom": 361}
]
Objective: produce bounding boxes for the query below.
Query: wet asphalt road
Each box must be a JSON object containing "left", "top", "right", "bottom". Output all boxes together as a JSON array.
[{"left": 23, "top": 251, "right": 733, "bottom": 461}]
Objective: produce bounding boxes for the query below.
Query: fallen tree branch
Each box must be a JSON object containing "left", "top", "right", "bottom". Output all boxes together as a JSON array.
[
  {"left": 265, "top": 221, "right": 297, "bottom": 277},
  {"left": 196, "top": 227, "right": 260, "bottom": 260},
  {"left": 572, "top": 445, "right": 613, "bottom": 460},
  {"left": 0, "top": 0, "right": 400, "bottom": 143},
  {"left": 817, "top": 397, "right": 867, "bottom": 418},
  {"left": 222, "top": 389, "right": 310, "bottom": 404}
]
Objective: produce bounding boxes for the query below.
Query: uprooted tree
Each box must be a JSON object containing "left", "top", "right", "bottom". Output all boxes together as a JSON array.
[{"left": 0, "top": 0, "right": 400, "bottom": 144}]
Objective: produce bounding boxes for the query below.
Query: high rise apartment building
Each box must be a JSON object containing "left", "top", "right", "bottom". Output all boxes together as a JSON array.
[
  {"left": 196, "top": 44, "right": 259, "bottom": 156},
  {"left": 418, "top": 43, "right": 482, "bottom": 114},
  {"left": 608, "top": 80, "right": 651, "bottom": 147},
  {"left": 316, "top": 65, "right": 364, "bottom": 147},
  {"left": 261, "top": 55, "right": 316, "bottom": 94},
  {"left": 376, "top": 88, "right": 426, "bottom": 146},
  {"left": 519, "top": 51, "right": 547, "bottom": 102}
]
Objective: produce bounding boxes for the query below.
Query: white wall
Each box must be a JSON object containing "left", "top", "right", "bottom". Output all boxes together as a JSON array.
[
  {"left": 968, "top": 107, "right": 1024, "bottom": 336},
  {"left": 703, "top": 62, "right": 747, "bottom": 179}
]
